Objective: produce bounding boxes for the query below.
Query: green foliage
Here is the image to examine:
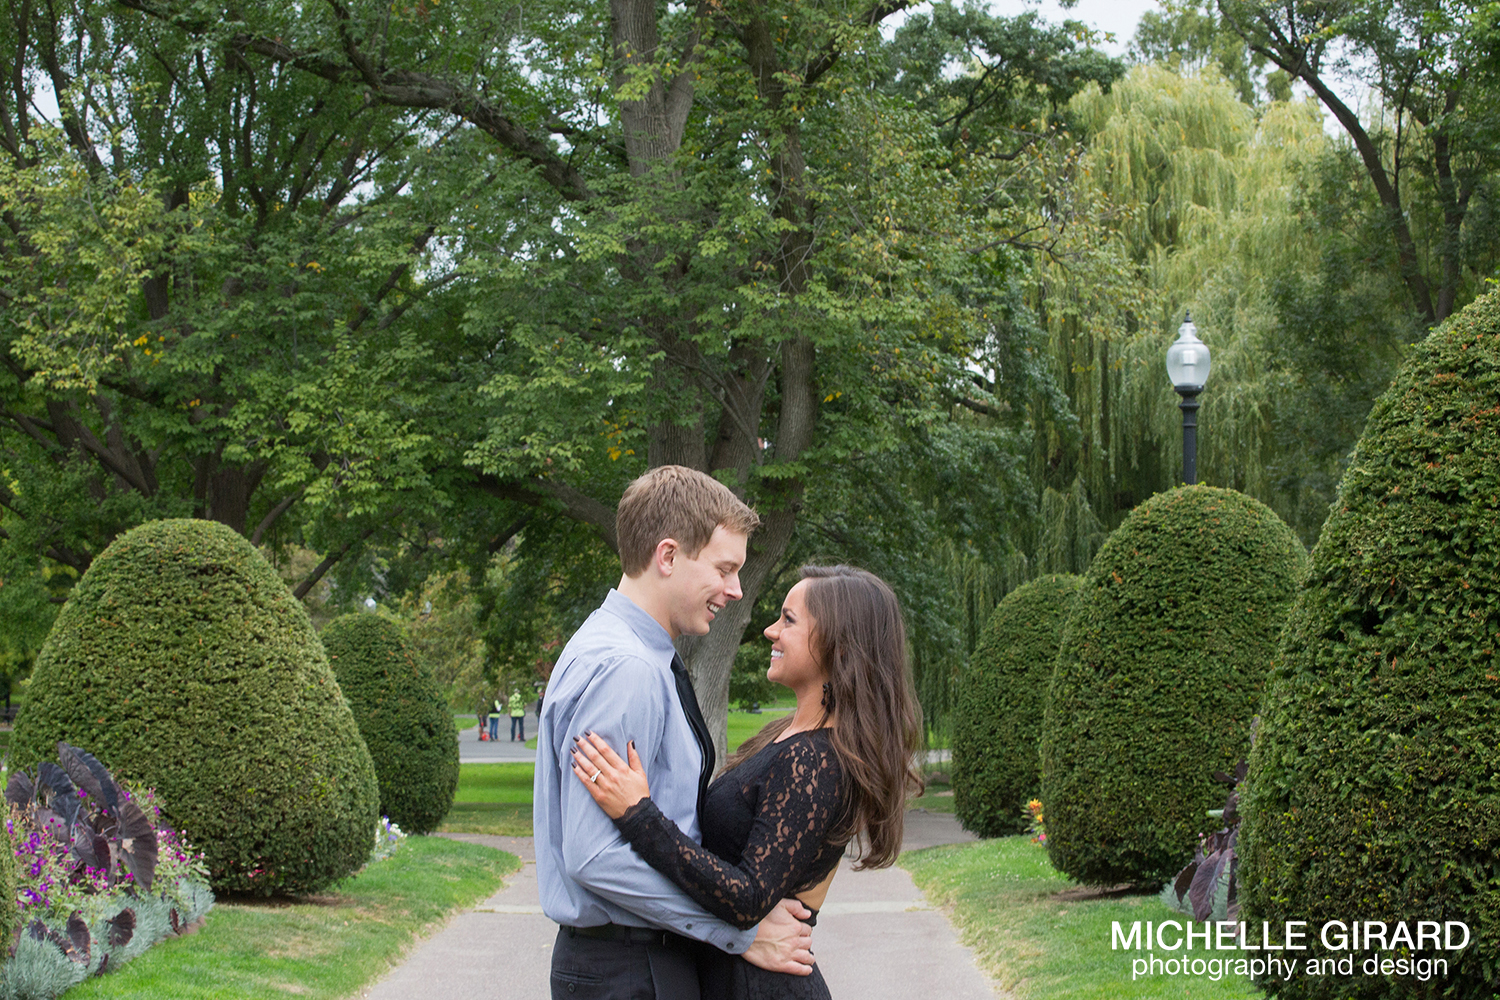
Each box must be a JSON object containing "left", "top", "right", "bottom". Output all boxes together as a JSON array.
[
  {"left": 953, "top": 574, "right": 1082, "bottom": 837},
  {"left": 1031, "top": 66, "right": 1414, "bottom": 547},
  {"left": 395, "top": 571, "right": 489, "bottom": 714},
  {"left": 10, "top": 519, "right": 379, "bottom": 896},
  {"left": 1215, "top": 0, "right": 1500, "bottom": 326},
  {"left": 320, "top": 613, "right": 459, "bottom": 835},
  {"left": 1041, "top": 486, "right": 1305, "bottom": 886},
  {"left": 882, "top": 1, "right": 1125, "bottom": 150},
  {"left": 728, "top": 641, "right": 779, "bottom": 710},
  {"left": 0, "top": 802, "right": 17, "bottom": 945},
  {"left": 1239, "top": 289, "right": 1500, "bottom": 998}
]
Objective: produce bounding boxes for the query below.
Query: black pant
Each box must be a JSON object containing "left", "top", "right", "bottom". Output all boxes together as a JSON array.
[
  {"left": 550, "top": 927, "right": 700, "bottom": 1000},
  {"left": 512, "top": 716, "right": 525, "bottom": 740}
]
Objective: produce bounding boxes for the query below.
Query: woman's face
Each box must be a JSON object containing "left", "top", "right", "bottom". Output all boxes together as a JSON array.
[{"left": 764, "top": 579, "right": 826, "bottom": 690}]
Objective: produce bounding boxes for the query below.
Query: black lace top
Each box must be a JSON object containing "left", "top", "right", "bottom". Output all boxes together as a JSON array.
[{"left": 613, "top": 729, "right": 849, "bottom": 930}]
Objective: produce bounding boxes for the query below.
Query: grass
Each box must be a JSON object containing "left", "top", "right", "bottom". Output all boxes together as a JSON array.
[
  {"left": 436, "top": 708, "right": 791, "bottom": 836},
  {"left": 439, "top": 762, "right": 535, "bottom": 836},
  {"left": 908, "top": 779, "right": 955, "bottom": 813},
  {"left": 726, "top": 707, "right": 792, "bottom": 751},
  {"left": 900, "top": 836, "right": 1256, "bottom": 1000},
  {"left": 66, "top": 835, "right": 517, "bottom": 1000}
]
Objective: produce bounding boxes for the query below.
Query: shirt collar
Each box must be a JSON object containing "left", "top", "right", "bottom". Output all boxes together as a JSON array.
[{"left": 603, "top": 589, "right": 677, "bottom": 660}]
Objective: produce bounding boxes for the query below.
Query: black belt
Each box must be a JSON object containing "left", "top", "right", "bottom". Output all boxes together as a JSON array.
[{"left": 564, "top": 924, "right": 692, "bottom": 948}]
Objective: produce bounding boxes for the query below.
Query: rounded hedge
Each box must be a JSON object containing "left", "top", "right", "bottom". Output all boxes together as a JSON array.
[
  {"left": 11, "top": 519, "right": 379, "bottom": 896},
  {"left": 1239, "top": 290, "right": 1500, "bottom": 998},
  {"left": 953, "top": 574, "right": 1082, "bottom": 837},
  {"left": 1040, "top": 486, "right": 1305, "bottom": 886},
  {"left": 320, "top": 613, "right": 459, "bottom": 835}
]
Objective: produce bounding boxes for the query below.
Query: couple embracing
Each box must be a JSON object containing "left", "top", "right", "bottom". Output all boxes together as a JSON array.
[{"left": 535, "top": 465, "right": 924, "bottom": 999}]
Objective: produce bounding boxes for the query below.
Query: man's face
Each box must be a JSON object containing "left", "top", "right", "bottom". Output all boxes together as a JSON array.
[{"left": 664, "top": 525, "right": 748, "bottom": 637}]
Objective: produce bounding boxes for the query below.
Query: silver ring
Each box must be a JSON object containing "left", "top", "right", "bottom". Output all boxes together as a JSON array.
[{"left": 590, "top": 770, "right": 601, "bottom": 783}]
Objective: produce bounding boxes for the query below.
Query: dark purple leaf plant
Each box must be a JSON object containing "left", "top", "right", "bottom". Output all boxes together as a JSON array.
[{"left": 2, "top": 742, "right": 212, "bottom": 995}]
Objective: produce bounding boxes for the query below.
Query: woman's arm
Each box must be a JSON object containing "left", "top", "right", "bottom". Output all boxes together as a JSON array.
[{"left": 572, "top": 732, "right": 847, "bottom": 930}]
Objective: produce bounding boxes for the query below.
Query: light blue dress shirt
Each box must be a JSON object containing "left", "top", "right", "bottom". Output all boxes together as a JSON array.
[{"left": 534, "top": 589, "right": 756, "bottom": 954}]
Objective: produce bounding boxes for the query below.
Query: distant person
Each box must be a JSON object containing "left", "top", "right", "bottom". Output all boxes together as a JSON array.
[
  {"left": 572, "top": 565, "right": 924, "bottom": 999},
  {"left": 535, "top": 465, "right": 814, "bottom": 1000},
  {"left": 509, "top": 689, "right": 527, "bottom": 741},
  {"left": 489, "top": 695, "right": 503, "bottom": 742}
]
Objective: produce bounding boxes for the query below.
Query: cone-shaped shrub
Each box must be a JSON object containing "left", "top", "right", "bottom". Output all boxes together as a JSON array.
[
  {"left": 953, "top": 574, "right": 1082, "bottom": 836},
  {"left": 11, "top": 519, "right": 379, "bottom": 896},
  {"left": 320, "top": 613, "right": 459, "bottom": 835},
  {"left": 1041, "top": 486, "right": 1305, "bottom": 886},
  {"left": 1240, "top": 291, "right": 1500, "bottom": 998}
]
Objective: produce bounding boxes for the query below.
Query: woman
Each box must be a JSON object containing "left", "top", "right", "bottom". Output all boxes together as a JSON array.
[{"left": 570, "top": 564, "right": 923, "bottom": 998}]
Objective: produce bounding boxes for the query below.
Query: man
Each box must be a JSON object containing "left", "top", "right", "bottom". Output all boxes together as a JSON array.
[{"left": 535, "top": 466, "right": 815, "bottom": 999}]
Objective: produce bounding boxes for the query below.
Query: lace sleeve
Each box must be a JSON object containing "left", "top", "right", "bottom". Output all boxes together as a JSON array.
[{"left": 613, "top": 737, "right": 847, "bottom": 930}]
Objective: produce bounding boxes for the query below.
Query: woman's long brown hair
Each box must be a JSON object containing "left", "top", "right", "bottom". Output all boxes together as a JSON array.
[{"left": 723, "top": 565, "right": 924, "bottom": 869}]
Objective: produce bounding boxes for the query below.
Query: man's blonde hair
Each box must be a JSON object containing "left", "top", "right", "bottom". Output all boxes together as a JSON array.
[{"left": 617, "top": 466, "right": 760, "bottom": 576}]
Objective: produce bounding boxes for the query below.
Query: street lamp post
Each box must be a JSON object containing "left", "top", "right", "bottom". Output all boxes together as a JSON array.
[{"left": 1165, "top": 313, "right": 1211, "bottom": 486}]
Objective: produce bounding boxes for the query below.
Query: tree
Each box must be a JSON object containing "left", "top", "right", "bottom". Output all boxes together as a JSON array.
[
  {"left": 1027, "top": 65, "right": 1418, "bottom": 546},
  {"left": 0, "top": 0, "right": 1111, "bottom": 758},
  {"left": 1131, "top": 2, "right": 1288, "bottom": 105},
  {"left": 1216, "top": 0, "right": 1500, "bottom": 325},
  {"left": 0, "top": 4, "right": 499, "bottom": 639}
]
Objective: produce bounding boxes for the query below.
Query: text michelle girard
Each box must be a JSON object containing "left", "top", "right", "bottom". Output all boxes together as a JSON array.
[{"left": 1111, "top": 920, "right": 1471, "bottom": 984}]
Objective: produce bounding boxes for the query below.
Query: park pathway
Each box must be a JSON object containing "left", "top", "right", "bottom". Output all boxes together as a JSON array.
[{"left": 360, "top": 810, "right": 998, "bottom": 999}]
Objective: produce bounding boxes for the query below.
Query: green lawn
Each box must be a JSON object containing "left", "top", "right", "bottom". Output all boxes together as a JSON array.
[
  {"left": 726, "top": 707, "right": 792, "bottom": 752},
  {"left": 908, "top": 780, "right": 955, "bottom": 813},
  {"left": 440, "top": 761, "right": 535, "bottom": 836},
  {"left": 66, "top": 836, "right": 516, "bottom": 1000},
  {"left": 901, "top": 836, "right": 1256, "bottom": 1000}
]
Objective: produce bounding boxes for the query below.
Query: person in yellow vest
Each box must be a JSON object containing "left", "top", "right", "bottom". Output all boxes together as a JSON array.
[
  {"left": 509, "top": 689, "right": 527, "bottom": 741},
  {"left": 489, "top": 694, "right": 504, "bottom": 741}
]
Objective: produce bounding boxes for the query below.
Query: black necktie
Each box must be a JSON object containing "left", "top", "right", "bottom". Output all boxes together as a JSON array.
[{"left": 670, "top": 653, "right": 715, "bottom": 821}]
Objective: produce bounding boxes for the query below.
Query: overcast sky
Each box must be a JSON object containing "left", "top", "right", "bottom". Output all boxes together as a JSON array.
[{"left": 1021, "top": 0, "right": 1163, "bottom": 54}]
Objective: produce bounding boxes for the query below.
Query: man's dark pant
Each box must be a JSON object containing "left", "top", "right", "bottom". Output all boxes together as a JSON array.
[
  {"left": 550, "top": 926, "right": 699, "bottom": 1000},
  {"left": 512, "top": 715, "right": 525, "bottom": 740}
]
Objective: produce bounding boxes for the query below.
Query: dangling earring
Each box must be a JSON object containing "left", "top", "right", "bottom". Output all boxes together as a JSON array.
[{"left": 820, "top": 682, "right": 834, "bottom": 711}]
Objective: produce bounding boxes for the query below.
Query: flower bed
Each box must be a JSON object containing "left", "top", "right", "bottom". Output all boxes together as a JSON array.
[{"left": 1, "top": 744, "right": 215, "bottom": 999}]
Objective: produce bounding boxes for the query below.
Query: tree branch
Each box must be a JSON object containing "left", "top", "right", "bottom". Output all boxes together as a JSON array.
[
  {"left": 473, "top": 473, "right": 619, "bottom": 553},
  {"left": 292, "top": 525, "right": 379, "bottom": 600},
  {"left": 250, "top": 490, "right": 302, "bottom": 546},
  {"left": 802, "top": 0, "right": 914, "bottom": 90}
]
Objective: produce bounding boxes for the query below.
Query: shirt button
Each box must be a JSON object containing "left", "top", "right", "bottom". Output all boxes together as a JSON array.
[{"left": 685, "top": 923, "right": 693, "bottom": 929}]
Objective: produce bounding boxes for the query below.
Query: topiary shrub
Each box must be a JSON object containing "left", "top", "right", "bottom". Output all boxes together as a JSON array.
[
  {"left": 320, "top": 613, "right": 459, "bottom": 835},
  {"left": 1041, "top": 485, "right": 1305, "bottom": 886},
  {"left": 1239, "top": 290, "right": 1500, "bottom": 998},
  {"left": 10, "top": 519, "right": 379, "bottom": 896},
  {"left": 953, "top": 574, "right": 1082, "bottom": 837}
]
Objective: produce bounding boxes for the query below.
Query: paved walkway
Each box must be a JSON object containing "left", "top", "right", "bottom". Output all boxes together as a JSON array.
[
  {"left": 362, "top": 810, "right": 996, "bottom": 999},
  {"left": 458, "top": 712, "right": 538, "bottom": 763}
]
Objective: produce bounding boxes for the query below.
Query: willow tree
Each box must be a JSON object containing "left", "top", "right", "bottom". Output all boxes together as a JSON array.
[{"left": 1027, "top": 64, "right": 1413, "bottom": 544}]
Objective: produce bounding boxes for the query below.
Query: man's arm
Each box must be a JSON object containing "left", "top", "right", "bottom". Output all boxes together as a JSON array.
[{"left": 557, "top": 655, "right": 758, "bottom": 953}]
